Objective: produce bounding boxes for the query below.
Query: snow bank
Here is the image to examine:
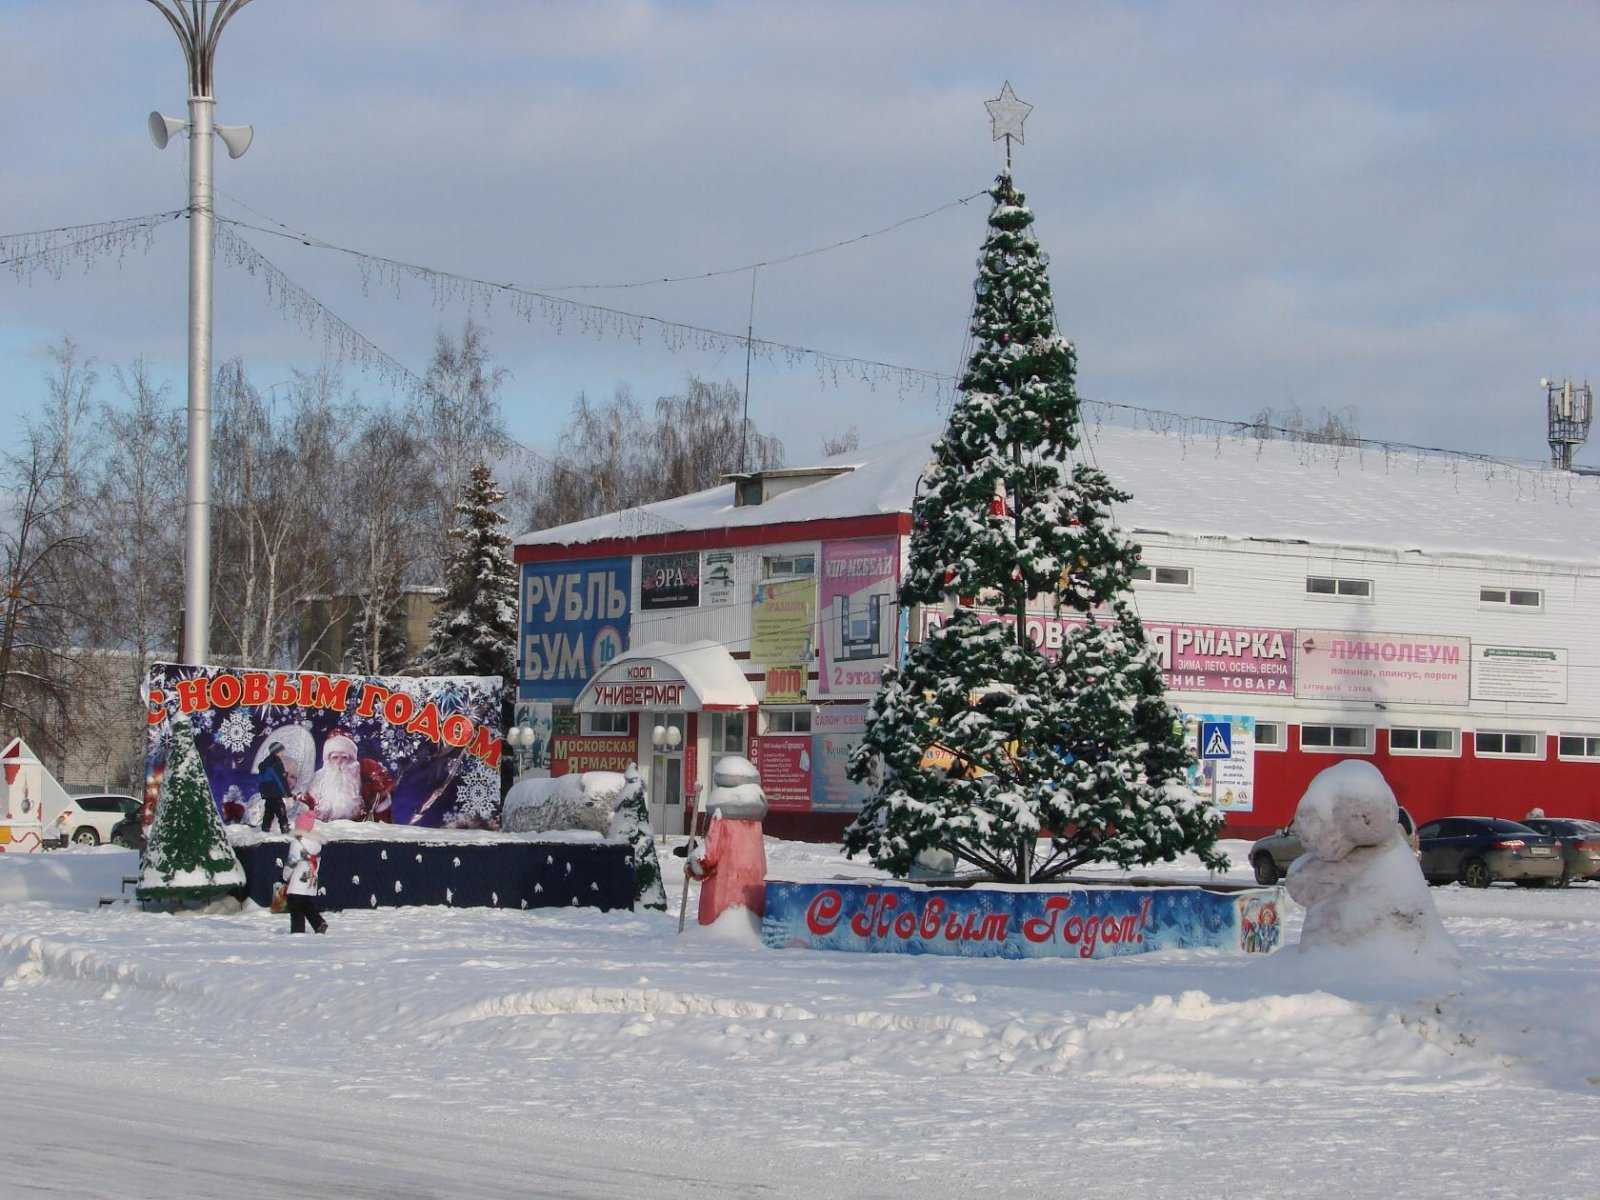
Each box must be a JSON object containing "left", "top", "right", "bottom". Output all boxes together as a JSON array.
[
  {"left": 228, "top": 821, "right": 606, "bottom": 846},
  {"left": 0, "top": 846, "right": 139, "bottom": 909},
  {"left": 1286, "top": 761, "right": 1462, "bottom": 987}
]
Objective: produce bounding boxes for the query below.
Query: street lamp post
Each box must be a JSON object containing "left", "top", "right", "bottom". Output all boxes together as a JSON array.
[{"left": 145, "top": 0, "right": 256, "bottom": 665}]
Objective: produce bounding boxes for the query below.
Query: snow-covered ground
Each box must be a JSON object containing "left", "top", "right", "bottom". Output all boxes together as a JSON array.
[{"left": 3, "top": 840, "right": 1598, "bottom": 1199}]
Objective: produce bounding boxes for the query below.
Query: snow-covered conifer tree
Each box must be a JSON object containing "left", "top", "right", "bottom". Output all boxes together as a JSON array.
[
  {"left": 137, "top": 715, "right": 247, "bottom": 902},
  {"left": 608, "top": 769, "right": 667, "bottom": 911},
  {"left": 844, "top": 173, "right": 1226, "bottom": 883},
  {"left": 415, "top": 462, "right": 519, "bottom": 792}
]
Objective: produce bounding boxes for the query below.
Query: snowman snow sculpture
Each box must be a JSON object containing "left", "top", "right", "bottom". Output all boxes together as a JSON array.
[
  {"left": 1286, "top": 760, "right": 1460, "bottom": 977},
  {"left": 688, "top": 755, "right": 768, "bottom": 925}
]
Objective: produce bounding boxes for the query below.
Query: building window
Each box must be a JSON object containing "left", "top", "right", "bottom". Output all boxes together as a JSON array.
[
  {"left": 709, "top": 711, "right": 747, "bottom": 755},
  {"left": 1306, "top": 576, "right": 1372, "bottom": 600},
  {"left": 583, "top": 712, "right": 629, "bottom": 736},
  {"left": 1473, "top": 731, "right": 1542, "bottom": 758},
  {"left": 1479, "top": 586, "right": 1542, "bottom": 610},
  {"left": 763, "top": 553, "right": 815, "bottom": 580},
  {"left": 1556, "top": 735, "right": 1600, "bottom": 761},
  {"left": 765, "top": 709, "right": 812, "bottom": 734},
  {"left": 1300, "top": 724, "right": 1373, "bottom": 753},
  {"left": 1388, "top": 727, "right": 1458, "bottom": 756},
  {"left": 1131, "top": 565, "right": 1192, "bottom": 588},
  {"left": 1254, "top": 721, "right": 1285, "bottom": 751}
]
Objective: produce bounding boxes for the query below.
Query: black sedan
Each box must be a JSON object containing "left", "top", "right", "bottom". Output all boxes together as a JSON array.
[
  {"left": 1416, "top": 817, "right": 1564, "bottom": 888},
  {"left": 1519, "top": 817, "right": 1600, "bottom": 885}
]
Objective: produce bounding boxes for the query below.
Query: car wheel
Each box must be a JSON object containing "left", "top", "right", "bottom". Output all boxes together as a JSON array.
[
  {"left": 71, "top": 827, "right": 100, "bottom": 847},
  {"left": 1252, "top": 854, "right": 1280, "bottom": 886},
  {"left": 1460, "top": 858, "right": 1491, "bottom": 889}
]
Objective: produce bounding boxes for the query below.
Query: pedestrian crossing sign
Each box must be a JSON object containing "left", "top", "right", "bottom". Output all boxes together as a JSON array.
[{"left": 1200, "top": 721, "right": 1232, "bottom": 760}]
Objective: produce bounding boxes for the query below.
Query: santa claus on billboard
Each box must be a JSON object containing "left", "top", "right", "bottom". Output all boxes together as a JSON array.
[{"left": 302, "top": 730, "right": 364, "bottom": 821}]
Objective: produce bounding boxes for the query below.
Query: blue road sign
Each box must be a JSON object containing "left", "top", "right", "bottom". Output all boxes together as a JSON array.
[{"left": 1200, "top": 720, "right": 1233, "bottom": 760}]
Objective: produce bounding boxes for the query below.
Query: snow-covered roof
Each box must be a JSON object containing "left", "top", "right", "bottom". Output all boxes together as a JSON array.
[
  {"left": 574, "top": 639, "right": 760, "bottom": 712},
  {"left": 517, "top": 425, "right": 1600, "bottom": 567}
]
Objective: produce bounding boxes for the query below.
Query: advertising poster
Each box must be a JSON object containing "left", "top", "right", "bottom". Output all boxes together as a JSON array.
[
  {"left": 513, "top": 701, "right": 554, "bottom": 778},
  {"left": 922, "top": 609, "right": 1293, "bottom": 695},
  {"left": 762, "top": 880, "right": 1282, "bottom": 960},
  {"left": 640, "top": 552, "right": 699, "bottom": 610},
  {"left": 145, "top": 664, "right": 505, "bottom": 830},
  {"left": 549, "top": 735, "right": 635, "bottom": 775},
  {"left": 1294, "top": 629, "right": 1469, "bottom": 705},
  {"left": 818, "top": 538, "right": 899, "bottom": 698},
  {"left": 701, "top": 549, "right": 745, "bottom": 607},
  {"left": 757, "top": 735, "right": 813, "bottom": 810},
  {"left": 1471, "top": 645, "right": 1568, "bottom": 704},
  {"left": 763, "top": 665, "right": 807, "bottom": 705},
  {"left": 1180, "top": 712, "right": 1255, "bottom": 813},
  {"left": 520, "top": 557, "right": 631, "bottom": 701},
  {"left": 812, "top": 704, "right": 871, "bottom": 811},
  {"left": 751, "top": 577, "right": 815, "bottom": 664}
]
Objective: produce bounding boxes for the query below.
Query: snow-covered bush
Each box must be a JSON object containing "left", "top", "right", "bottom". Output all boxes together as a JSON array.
[{"left": 501, "top": 771, "right": 627, "bottom": 835}]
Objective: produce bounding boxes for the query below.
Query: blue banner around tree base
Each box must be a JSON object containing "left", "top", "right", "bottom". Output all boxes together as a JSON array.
[
  {"left": 233, "top": 838, "right": 636, "bottom": 912},
  {"left": 761, "top": 880, "right": 1283, "bottom": 959}
]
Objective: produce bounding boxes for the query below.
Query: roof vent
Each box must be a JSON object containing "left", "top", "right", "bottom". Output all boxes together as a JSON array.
[{"left": 725, "top": 465, "right": 856, "bottom": 507}]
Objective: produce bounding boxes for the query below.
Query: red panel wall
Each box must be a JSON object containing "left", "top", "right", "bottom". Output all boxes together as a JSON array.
[{"left": 1233, "top": 728, "right": 1600, "bottom": 840}]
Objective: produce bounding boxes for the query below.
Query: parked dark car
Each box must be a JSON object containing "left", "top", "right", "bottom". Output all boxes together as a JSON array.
[
  {"left": 1249, "top": 806, "right": 1417, "bottom": 885},
  {"left": 1416, "top": 817, "right": 1564, "bottom": 888},
  {"left": 1518, "top": 817, "right": 1600, "bottom": 885},
  {"left": 110, "top": 811, "right": 146, "bottom": 852}
]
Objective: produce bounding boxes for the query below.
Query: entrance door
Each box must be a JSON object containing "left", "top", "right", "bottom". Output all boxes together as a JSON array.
[{"left": 648, "top": 712, "right": 686, "bottom": 832}]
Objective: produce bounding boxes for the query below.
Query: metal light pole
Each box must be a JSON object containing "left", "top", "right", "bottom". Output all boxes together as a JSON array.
[{"left": 145, "top": 0, "right": 256, "bottom": 665}]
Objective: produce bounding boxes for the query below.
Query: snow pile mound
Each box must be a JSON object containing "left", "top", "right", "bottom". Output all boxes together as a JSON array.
[
  {"left": 1286, "top": 761, "right": 1461, "bottom": 986},
  {"left": 501, "top": 771, "right": 627, "bottom": 834}
]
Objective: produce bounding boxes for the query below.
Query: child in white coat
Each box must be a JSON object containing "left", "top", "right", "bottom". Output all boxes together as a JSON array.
[{"left": 283, "top": 811, "right": 328, "bottom": 934}]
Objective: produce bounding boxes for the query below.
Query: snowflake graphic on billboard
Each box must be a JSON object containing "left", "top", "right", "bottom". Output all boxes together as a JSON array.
[{"left": 215, "top": 710, "right": 255, "bottom": 756}]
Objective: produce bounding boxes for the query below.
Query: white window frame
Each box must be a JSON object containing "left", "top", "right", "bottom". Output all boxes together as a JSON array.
[
  {"left": 762, "top": 553, "right": 815, "bottom": 580},
  {"left": 582, "top": 711, "right": 630, "bottom": 736},
  {"left": 1478, "top": 586, "right": 1543, "bottom": 612},
  {"left": 1253, "top": 720, "right": 1286, "bottom": 752},
  {"left": 764, "top": 708, "right": 813, "bottom": 735},
  {"left": 709, "top": 711, "right": 748, "bottom": 754},
  {"left": 1305, "top": 575, "right": 1374, "bottom": 602},
  {"left": 1131, "top": 564, "right": 1193, "bottom": 590},
  {"left": 1386, "top": 727, "right": 1460, "bottom": 757},
  {"left": 1298, "top": 723, "right": 1374, "bottom": 754},
  {"left": 1556, "top": 734, "right": 1600, "bottom": 762},
  {"left": 1473, "top": 730, "right": 1544, "bottom": 759}
]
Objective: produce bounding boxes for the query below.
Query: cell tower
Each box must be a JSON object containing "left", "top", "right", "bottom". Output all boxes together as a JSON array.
[{"left": 1543, "top": 377, "right": 1593, "bottom": 471}]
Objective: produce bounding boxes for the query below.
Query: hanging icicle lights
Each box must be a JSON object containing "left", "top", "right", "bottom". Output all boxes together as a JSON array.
[{"left": 1, "top": 210, "right": 186, "bottom": 282}]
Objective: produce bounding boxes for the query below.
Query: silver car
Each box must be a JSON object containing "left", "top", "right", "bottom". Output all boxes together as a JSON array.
[{"left": 1250, "top": 806, "right": 1417, "bottom": 885}]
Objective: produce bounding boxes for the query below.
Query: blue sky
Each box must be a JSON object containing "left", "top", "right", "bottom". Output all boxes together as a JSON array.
[{"left": 3, "top": 0, "right": 1597, "bottom": 465}]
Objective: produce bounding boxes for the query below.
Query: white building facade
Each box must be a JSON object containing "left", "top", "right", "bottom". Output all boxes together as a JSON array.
[{"left": 514, "top": 427, "right": 1600, "bottom": 840}]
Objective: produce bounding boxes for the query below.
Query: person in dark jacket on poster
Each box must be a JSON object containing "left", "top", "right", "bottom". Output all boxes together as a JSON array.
[{"left": 258, "top": 741, "right": 292, "bottom": 834}]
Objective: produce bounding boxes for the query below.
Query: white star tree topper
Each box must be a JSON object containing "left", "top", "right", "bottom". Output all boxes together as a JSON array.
[{"left": 985, "top": 80, "right": 1032, "bottom": 170}]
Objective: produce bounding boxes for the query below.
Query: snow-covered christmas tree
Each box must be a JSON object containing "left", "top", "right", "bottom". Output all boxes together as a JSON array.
[
  {"left": 844, "top": 172, "right": 1226, "bottom": 884},
  {"left": 415, "top": 463, "right": 518, "bottom": 790},
  {"left": 137, "top": 714, "right": 247, "bottom": 903}
]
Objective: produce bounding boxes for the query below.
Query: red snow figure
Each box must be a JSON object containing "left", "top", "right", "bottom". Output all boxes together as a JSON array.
[
  {"left": 688, "top": 756, "right": 768, "bottom": 925},
  {"left": 359, "top": 758, "right": 396, "bottom": 823}
]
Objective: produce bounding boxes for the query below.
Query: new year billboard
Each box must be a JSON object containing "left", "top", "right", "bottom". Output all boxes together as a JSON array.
[
  {"left": 762, "top": 880, "right": 1282, "bottom": 959},
  {"left": 145, "top": 664, "right": 506, "bottom": 830}
]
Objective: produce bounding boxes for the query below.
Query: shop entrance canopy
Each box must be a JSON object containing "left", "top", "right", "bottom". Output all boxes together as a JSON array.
[{"left": 574, "top": 639, "right": 758, "bottom": 713}]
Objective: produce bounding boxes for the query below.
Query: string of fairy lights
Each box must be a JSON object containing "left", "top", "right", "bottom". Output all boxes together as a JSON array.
[{"left": 0, "top": 193, "right": 1580, "bottom": 489}]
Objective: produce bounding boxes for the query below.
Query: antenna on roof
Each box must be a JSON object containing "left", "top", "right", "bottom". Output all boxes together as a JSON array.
[{"left": 1542, "top": 377, "right": 1593, "bottom": 471}]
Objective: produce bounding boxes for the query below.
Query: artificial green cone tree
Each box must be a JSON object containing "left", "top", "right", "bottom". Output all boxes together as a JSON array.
[
  {"left": 137, "top": 715, "right": 247, "bottom": 902},
  {"left": 843, "top": 172, "right": 1226, "bottom": 883}
]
